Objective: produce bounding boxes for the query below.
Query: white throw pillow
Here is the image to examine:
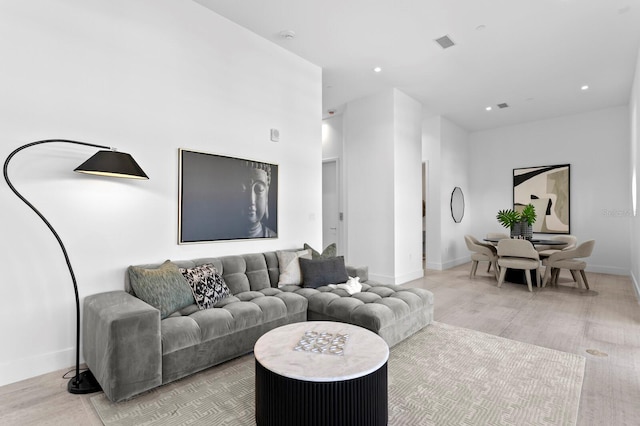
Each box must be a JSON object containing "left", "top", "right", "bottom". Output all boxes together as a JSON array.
[{"left": 277, "top": 249, "right": 312, "bottom": 286}]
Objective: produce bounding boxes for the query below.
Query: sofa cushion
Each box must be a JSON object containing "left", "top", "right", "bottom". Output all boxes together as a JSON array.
[
  {"left": 277, "top": 249, "right": 311, "bottom": 286},
  {"left": 179, "top": 264, "right": 230, "bottom": 309},
  {"left": 160, "top": 316, "right": 202, "bottom": 354},
  {"left": 128, "top": 260, "right": 194, "bottom": 319},
  {"left": 299, "top": 256, "right": 349, "bottom": 288},
  {"left": 243, "top": 253, "right": 272, "bottom": 291},
  {"left": 304, "top": 243, "right": 337, "bottom": 259}
]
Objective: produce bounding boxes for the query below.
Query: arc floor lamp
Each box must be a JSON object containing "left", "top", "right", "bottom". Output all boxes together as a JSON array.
[{"left": 3, "top": 139, "right": 148, "bottom": 394}]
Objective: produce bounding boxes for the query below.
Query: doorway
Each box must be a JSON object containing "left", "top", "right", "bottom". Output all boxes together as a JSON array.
[
  {"left": 322, "top": 159, "right": 342, "bottom": 253},
  {"left": 422, "top": 161, "right": 428, "bottom": 268}
]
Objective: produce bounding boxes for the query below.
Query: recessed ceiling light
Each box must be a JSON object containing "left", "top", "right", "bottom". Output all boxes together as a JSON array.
[
  {"left": 581, "top": 85, "right": 589, "bottom": 91},
  {"left": 373, "top": 67, "right": 382, "bottom": 73},
  {"left": 485, "top": 106, "right": 492, "bottom": 111},
  {"left": 278, "top": 30, "right": 296, "bottom": 40}
]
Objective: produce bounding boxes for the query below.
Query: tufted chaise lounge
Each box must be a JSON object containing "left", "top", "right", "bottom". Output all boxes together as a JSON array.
[{"left": 282, "top": 284, "right": 433, "bottom": 347}]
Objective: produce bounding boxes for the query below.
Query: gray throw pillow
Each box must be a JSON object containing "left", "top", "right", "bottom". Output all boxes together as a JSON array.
[
  {"left": 299, "top": 256, "right": 349, "bottom": 288},
  {"left": 128, "top": 260, "right": 195, "bottom": 319},
  {"left": 303, "top": 243, "right": 337, "bottom": 260}
]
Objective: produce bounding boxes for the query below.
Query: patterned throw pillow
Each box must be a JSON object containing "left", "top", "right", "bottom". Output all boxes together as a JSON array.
[
  {"left": 128, "top": 260, "right": 195, "bottom": 319},
  {"left": 303, "top": 243, "right": 337, "bottom": 260},
  {"left": 179, "top": 264, "right": 230, "bottom": 309}
]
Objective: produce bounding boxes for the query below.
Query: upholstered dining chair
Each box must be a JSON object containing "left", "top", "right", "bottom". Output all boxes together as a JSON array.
[
  {"left": 536, "top": 235, "right": 578, "bottom": 258},
  {"left": 484, "top": 232, "right": 509, "bottom": 273},
  {"left": 486, "top": 232, "right": 509, "bottom": 243},
  {"left": 464, "top": 235, "right": 499, "bottom": 280},
  {"left": 541, "top": 240, "right": 595, "bottom": 289},
  {"left": 497, "top": 239, "right": 540, "bottom": 292}
]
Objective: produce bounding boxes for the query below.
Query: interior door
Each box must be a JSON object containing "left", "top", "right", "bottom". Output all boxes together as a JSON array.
[{"left": 322, "top": 160, "right": 339, "bottom": 251}]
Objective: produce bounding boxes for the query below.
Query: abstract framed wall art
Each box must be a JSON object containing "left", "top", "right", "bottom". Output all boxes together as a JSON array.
[
  {"left": 513, "top": 164, "right": 570, "bottom": 234},
  {"left": 179, "top": 149, "right": 278, "bottom": 243}
]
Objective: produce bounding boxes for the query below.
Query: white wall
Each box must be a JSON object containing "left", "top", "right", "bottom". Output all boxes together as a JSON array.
[
  {"left": 344, "top": 90, "right": 396, "bottom": 280},
  {"left": 469, "top": 106, "right": 631, "bottom": 275},
  {"left": 630, "top": 47, "right": 640, "bottom": 297},
  {"left": 423, "top": 115, "right": 442, "bottom": 269},
  {"left": 393, "top": 91, "right": 423, "bottom": 283},
  {"left": 343, "top": 89, "right": 422, "bottom": 283},
  {"left": 440, "top": 118, "right": 471, "bottom": 268},
  {"left": 422, "top": 115, "right": 470, "bottom": 270},
  {"left": 0, "top": 0, "right": 322, "bottom": 386}
]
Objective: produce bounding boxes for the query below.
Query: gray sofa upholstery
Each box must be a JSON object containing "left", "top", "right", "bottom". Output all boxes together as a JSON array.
[{"left": 83, "top": 250, "right": 433, "bottom": 402}]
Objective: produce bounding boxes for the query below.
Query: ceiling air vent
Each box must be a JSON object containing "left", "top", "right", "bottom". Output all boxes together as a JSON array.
[
  {"left": 435, "top": 35, "right": 455, "bottom": 49},
  {"left": 497, "top": 103, "right": 509, "bottom": 109}
]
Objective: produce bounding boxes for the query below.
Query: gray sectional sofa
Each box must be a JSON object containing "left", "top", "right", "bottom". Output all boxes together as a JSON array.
[{"left": 83, "top": 250, "right": 434, "bottom": 402}]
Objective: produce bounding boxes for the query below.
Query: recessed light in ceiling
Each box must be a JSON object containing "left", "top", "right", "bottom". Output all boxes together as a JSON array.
[
  {"left": 373, "top": 67, "right": 382, "bottom": 73},
  {"left": 497, "top": 103, "right": 509, "bottom": 109},
  {"left": 485, "top": 106, "right": 492, "bottom": 111},
  {"left": 435, "top": 35, "right": 455, "bottom": 49},
  {"left": 581, "top": 85, "right": 589, "bottom": 91},
  {"left": 278, "top": 30, "right": 296, "bottom": 40}
]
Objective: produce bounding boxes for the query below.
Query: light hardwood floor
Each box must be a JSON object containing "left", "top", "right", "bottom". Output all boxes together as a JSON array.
[{"left": 1, "top": 264, "right": 639, "bottom": 425}]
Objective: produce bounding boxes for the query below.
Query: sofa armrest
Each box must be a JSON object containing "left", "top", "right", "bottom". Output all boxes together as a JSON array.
[
  {"left": 83, "top": 290, "right": 162, "bottom": 402},
  {"left": 346, "top": 265, "right": 369, "bottom": 282}
]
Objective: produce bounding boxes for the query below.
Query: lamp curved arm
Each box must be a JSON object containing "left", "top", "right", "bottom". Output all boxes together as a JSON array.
[{"left": 3, "top": 139, "right": 110, "bottom": 391}]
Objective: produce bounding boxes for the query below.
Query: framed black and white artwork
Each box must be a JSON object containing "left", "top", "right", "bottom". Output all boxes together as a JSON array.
[
  {"left": 179, "top": 149, "right": 278, "bottom": 243},
  {"left": 513, "top": 164, "right": 570, "bottom": 234}
]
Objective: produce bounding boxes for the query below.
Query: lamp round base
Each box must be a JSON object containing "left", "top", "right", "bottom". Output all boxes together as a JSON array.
[{"left": 68, "top": 370, "right": 101, "bottom": 394}]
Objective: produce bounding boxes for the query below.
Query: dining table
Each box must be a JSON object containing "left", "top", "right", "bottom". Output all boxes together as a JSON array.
[
  {"left": 483, "top": 238, "right": 567, "bottom": 285},
  {"left": 483, "top": 238, "right": 567, "bottom": 247}
]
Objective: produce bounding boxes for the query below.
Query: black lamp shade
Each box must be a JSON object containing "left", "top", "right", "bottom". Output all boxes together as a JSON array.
[{"left": 74, "top": 150, "right": 148, "bottom": 179}]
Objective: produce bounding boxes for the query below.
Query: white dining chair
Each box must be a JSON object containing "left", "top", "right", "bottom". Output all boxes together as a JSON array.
[
  {"left": 464, "top": 235, "right": 500, "bottom": 280},
  {"left": 541, "top": 240, "right": 595, "bottom": 289},
  {"left": 536, "top": 235, "right": 577, "bottom": 258},
  {"left": 497, "top": 239, "right": 540, "bottom": 292}
]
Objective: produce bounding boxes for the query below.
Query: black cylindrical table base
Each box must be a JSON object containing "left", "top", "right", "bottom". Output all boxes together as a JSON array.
[{"left": 255, "top": 359, "right": 388, "bottom": 426}]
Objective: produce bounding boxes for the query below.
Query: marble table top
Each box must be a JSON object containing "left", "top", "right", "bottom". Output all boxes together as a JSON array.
[{"left": 254, "top": 321, "right": 389, "bottom": 382}]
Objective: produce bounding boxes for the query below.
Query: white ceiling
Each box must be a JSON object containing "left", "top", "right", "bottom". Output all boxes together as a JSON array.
[{"left": 194, "top": 0, "right": 640, "bottom": 131}]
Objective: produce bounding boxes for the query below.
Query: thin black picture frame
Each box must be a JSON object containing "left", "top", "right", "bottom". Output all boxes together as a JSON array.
[
  {"left": 513, "top": 164, "right": 570, "bottom": 234},
  {"left": 178, "top": 149, "right": 278, "bottom": 243}
]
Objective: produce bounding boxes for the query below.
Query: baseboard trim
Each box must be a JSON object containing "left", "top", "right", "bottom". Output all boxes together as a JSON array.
[
  {"left": 585, "top": 264, "right": 630, "bottom": 276},
  {"left": 630, "top": 271, "right": 640, "bottom": 303},
  {"left": 0, "top": 347, "right": 74, "bottom": 388},
  {"left": 369, "top": 270, "right": 424, "bottom": 285}
]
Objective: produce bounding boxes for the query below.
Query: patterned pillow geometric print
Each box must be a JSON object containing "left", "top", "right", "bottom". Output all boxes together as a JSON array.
[{"left": 179, "top": 263, "right": 230, "bottom": 310}]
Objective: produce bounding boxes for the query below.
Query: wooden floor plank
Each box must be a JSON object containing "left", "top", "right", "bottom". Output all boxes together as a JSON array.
[{"left": 0, "top": 263, "right": 638, "bottom": 425}]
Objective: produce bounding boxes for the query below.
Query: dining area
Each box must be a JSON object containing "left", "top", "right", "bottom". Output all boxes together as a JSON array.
[{"left": 464, "top": 234, "right": 596, "bottom": 292}]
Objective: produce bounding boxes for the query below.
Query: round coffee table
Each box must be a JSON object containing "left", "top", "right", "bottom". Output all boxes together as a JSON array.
[{"left": 254, "top": 321, "right": 389, "bottom": 426}]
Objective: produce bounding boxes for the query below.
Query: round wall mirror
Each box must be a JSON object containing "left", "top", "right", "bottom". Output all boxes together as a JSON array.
[{"left": 450, "top": 187, "right": 464, "bottom": 223}]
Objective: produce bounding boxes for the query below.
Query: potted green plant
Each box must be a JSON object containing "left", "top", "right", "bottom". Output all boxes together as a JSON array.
[
  {"left": 496, "top": 208, "right": 521, "bottom": 237},
  {"left": 519, "top": 203, "right": 536, "bottom": 240}
]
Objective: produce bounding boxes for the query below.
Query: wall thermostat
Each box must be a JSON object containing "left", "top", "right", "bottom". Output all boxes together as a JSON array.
[{"left": 270, "top": 129, "right": 280, "bottom": 142}]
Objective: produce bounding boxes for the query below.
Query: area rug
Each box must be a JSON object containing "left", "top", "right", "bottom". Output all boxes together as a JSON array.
[{"left": 90, "top": 322, "right": 585, "bottom": 426}]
